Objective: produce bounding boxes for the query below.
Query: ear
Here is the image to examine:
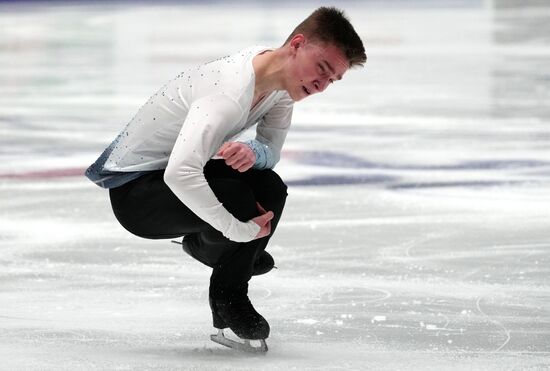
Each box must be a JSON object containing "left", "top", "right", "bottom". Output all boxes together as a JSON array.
[{"left": 289, "top": 34, "right": 306, "bottom": 51}]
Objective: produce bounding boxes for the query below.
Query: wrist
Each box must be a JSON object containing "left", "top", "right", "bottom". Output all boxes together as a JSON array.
[{"left": 242, "top": 140, "right": 268, "bottom": 169}]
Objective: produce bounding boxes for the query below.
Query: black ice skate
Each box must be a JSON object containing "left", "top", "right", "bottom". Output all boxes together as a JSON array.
[
  {"left": 209, "top": 295, "right": 269, "bottom": 353},
  {"left": 172, "top": 234, "right": 276, "bottom": 276}
]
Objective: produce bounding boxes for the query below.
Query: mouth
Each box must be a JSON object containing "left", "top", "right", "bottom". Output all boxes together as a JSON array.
[{"left": 302, "top": 86, "right": 311, "bottom": 96}]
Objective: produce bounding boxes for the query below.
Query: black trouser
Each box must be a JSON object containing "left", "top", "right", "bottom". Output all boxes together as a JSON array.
[{"left": 109, "top": 159, "right": 288, "bottom": 299}]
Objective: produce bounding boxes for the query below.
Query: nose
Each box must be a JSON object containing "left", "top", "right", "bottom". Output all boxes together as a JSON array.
[{"left": 313, "top": 77, "right": 330, "bottom": 93}]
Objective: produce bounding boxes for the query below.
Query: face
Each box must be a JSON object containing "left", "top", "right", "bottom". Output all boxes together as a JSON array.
[{"left": 284, "top": 35, "right": 350, "bottom": 102}]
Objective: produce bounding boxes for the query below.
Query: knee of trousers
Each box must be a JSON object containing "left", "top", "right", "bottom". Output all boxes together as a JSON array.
[
  {"left": 257, "top": 170, "right": 288, "bottom": 204},
  {"left": 210, "top": 179, "right": 257, "bottom": 222}
]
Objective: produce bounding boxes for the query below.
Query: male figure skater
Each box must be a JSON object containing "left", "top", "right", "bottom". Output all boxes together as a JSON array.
[{"left": 86, "top": 7, "right": 366, "bottom": 352}]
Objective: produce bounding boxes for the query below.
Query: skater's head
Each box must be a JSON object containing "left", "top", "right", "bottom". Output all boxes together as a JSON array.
[
  {"left": 284, "top": 7, "right": 366, "bottom": 68},
  {"left": 281, "top": 6, "right": 366, "bottom": 101}
]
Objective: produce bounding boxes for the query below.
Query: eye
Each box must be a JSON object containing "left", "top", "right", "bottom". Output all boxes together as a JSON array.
[{"left": 317, "top": 63, "right": 326, "bottom": 74}]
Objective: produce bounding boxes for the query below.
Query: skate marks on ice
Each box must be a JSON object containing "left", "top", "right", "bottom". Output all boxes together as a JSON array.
[
  {"left": 375, "top": 234, "right": 549, "bottom": 354},
  {"left": 279, "top": 273, "right": 548, "bottom": 356},
  {"left": 258, "top": 274, "right": 550, "bottom": 370},
  {"left": 467, "top": 242, "right": 550, "bottom": 354},
  {"left": 475, "top": 296, "right": 511, "bottom": 353},
  {"left": 271, "top": 194, "right": 550, "bottom": 357}
]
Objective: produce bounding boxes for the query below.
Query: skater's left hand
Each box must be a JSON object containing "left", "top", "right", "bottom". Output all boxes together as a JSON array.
[
  {"left": 217, "top": 142, "right": 256, "bottom": 172},
  {"left": 252, "top": 202, "right": 274, "bottom": 240}
]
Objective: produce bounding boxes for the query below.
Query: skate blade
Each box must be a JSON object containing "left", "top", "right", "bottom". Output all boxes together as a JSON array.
[{"left": 210, "top": 329, "right": 268, "bottom": 353}]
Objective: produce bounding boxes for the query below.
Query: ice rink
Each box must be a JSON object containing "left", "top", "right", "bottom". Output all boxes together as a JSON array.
[{"left": 1, "top": 0, "right": 549, "bottom": 370}]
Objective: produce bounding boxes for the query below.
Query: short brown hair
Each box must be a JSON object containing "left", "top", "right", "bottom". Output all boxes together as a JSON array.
[{"left": 284, "top": 7, "right": 366, "bottom": 68}]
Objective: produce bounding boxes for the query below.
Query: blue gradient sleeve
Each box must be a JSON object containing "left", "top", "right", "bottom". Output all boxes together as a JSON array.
[{"left": 242, "top": 139, "right": 276, "bottom": 170}]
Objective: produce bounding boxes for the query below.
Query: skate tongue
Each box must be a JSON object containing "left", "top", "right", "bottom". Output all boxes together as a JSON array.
[{"left": 210, "top": 329, "right": 268, "bottom": 353}]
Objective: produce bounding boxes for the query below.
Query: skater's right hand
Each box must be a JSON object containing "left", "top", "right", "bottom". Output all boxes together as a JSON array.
[{"left": 252, "top": 202, "right": 274, "bottom": 240}]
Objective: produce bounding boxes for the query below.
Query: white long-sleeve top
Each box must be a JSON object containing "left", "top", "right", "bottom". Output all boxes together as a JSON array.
[{"left": 85, "top": 45, "right": 294, "bottom": 242}]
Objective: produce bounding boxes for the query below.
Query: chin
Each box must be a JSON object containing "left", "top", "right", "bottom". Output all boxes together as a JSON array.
[{"left": 288, "top": 88, "right": 307, "bottom": 102}]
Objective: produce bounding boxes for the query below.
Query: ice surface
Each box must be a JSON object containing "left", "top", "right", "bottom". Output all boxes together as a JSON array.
[{"left": 1, "top": 1, "right": 549, "bottom": 370}]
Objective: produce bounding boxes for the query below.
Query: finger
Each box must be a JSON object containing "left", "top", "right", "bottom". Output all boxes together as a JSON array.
[
  {"left": 259, "top": 222, "right": 270, "bottom": 237},
  {"left": 259, "top": 211, "right": 274, "bottom": 225},
  {"left": 256, "top": 202, "right": 266, "bottom": 214},
  {"left": 254, "top": 218, "right": 272, "bottom": 239},
  {"left": 231, "top": 157, "right": 251, "bottom": 170},
  {"left": 217, "top": 147, "right": 227, "bottom": 157},
  {"left": 257, "top": 214, "right": 271, "bottom": 227},
  {"left": 231, "top": 154, "right": 254, "bottom": 170},
  {"left": 224, "top": 148, "right": 246, "bottom": 164},
  {"left": 216, "top": 142, "right": 230, "bottom": 156},
  {"left": 222, "top": 144, "right": 240, "bottom": 159},
  {"left": 225, "top": 152, "right": 244, "bottom": 166},
  {"left": 237, "top": 162, "right": 253, "bottom": 172}
]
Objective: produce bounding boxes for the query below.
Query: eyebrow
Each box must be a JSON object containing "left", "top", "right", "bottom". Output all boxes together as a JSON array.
[{"left": 323, "top": 60, "right": 342, "bottom": 81}]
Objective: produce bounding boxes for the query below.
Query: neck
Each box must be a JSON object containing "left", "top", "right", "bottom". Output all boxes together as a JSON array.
[{"left": 252, "top": 48, "right": 286, "bottom": 98}]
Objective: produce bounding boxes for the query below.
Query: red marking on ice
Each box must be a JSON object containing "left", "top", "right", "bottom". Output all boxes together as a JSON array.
[{"left": 0, "top": 168, "right": 85, "bottom": 180}]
